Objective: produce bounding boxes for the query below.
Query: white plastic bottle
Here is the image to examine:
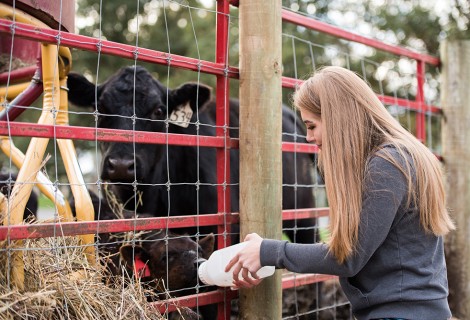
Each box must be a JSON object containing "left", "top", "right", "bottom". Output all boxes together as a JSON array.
[{"left": 198, "top": 242, "right": 275, "bottom": 287}]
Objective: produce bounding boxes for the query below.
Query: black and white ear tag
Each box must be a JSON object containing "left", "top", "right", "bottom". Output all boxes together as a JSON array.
[{"left": 169, "top": 102, "right": 193, "bottom": 128}]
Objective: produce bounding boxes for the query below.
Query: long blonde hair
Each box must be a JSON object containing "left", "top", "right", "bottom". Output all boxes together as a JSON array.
[{"left": 294, "top": 66, "right": 455, "bottom": 263}]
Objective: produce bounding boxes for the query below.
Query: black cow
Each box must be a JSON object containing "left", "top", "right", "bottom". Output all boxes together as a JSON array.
[
  {"left": 0, "top": 172, "right": 38, "bottom": 221},
  {"left": 67, "top": 66, "right": 316, "bottom": 244},
  {"left": 120, "top": 231, "right": 216, "bottom": 319}
]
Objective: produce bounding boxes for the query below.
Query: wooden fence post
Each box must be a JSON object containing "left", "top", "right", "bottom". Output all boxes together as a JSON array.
[
  {"left": 441, "top": 40, "right": 470, "bottom": 318},
  {"left": 239, "top": 0, "right": 283, "bottom": 319}
]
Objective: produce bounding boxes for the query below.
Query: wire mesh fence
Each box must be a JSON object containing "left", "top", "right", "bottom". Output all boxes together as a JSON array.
[{"left": 0, "top": 1, "right": 441, "bottom": 319}]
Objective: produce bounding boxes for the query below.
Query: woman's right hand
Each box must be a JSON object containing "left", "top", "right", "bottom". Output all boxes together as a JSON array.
[{"left": 225, "top": 233, "right": 264, "bottom": 289}]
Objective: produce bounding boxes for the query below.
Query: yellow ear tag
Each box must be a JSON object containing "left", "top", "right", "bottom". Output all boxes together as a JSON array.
[{"left": 169, "top": 102, "right": 193, "bottom": 128}]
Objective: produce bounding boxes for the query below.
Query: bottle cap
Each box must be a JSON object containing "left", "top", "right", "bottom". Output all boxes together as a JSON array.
[{"left": 198, "top": 261, "right": 209, "bottom": 285}]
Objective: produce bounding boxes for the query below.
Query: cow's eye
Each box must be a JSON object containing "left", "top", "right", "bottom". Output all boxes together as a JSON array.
[
  {"left": 160, "top": 252, "right": 176, "bottom": 264},
  {"left": 151, "top": 107, "right": 165, "bottom": 120}
]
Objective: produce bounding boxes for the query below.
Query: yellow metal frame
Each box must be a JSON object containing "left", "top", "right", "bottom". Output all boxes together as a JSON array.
[
  {"left": 0, "top": 82, "right": 30, "bottom": 101},
  {"left": 1, "top": 3, "right": 95, "bottom": 290}
]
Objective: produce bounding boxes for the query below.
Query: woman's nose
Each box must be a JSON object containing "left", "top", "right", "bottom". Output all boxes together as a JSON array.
[{"left": 306, "top": 133, "right": 315, "bottom": 144}]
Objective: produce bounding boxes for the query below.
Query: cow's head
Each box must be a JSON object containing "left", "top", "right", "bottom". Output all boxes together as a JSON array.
[
  {"left": 67, "top": 66, "right": 211, "bottom": 183},
  {"left": 119, "top": 232, "right": 214, "bottom": 295}
]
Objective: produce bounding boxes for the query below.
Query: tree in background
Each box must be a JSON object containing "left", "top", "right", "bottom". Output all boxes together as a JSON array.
[{"left": 71, "top": 0, "right": 467, "bottom": 109}]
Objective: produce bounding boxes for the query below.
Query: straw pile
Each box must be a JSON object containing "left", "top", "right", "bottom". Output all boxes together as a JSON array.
[
  {"left": 0, "top": 234, "right": 167, "bottom": 320},
  {"left": 0, "top": 178, "right": 199, "bottom": 319},
  {"left": 0, "top": 54, "right": 30, "bottom": 73}
]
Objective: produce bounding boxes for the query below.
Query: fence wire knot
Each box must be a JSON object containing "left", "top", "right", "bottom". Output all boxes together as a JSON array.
[
  {"left": 51, "top": 107, "right": 58, "bottom": 119},
  {"left": 52, "top": 180, "right": 59, "bottom": 192},
  {"left": 6, "top": 177, "right": 13, "bottom": 189},
  {"left": 1, "top": 101, "right": 9, "bottom": 111},
  {"left": 9, "top": 22, "right": 15, "bottom": 35},
  {"left": 55, "top": 34, "right": 61, "bottom": 46},
  {"left": 92, "top": 110, "right": 99, "bottom": 122},
  {"left": 96, "top": 41, "right": 102, "bottom": 53}
]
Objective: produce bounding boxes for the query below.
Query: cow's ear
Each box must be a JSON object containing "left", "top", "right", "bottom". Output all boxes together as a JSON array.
[
  {"left": 119, "top": 244, "right": 152, "bottom": 278},
  {"left": 67, "top": 73, "right": 103, "bottom": 108},
  {"left": 168, "top": 83, "right": 212, "bottom": 113},
  {"left": 198, "top": 233, "right": 215, "bottom": 259}
]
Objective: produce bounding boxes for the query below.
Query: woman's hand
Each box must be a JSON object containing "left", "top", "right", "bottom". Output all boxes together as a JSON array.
[{"left": 225, "top": 233, "right": 264, "bottom": 289}]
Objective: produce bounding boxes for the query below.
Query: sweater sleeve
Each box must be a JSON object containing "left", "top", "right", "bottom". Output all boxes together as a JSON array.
[{"left": 260, "top": 153, "right": 409, "bottom": 277}]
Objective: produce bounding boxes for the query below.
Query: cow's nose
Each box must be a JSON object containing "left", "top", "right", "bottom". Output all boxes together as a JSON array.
[{"left": 105, "top": 156, "right": 136, "bottom": 181}]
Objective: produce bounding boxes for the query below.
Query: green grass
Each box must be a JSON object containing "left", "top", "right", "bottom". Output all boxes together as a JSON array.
[
  {"left": 319, "top": 227, "right": 330, "bottom": 242},
  {"left": 281, "top": 227, "right": 330, "bottom": 243},
  {"left": 38, "top": 194, "right": 55, "bottom": 208}
]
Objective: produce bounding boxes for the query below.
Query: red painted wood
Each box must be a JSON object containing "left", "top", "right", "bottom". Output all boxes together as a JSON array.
[
  {"left": 153, "top": 289, "right": 238, "bottom": 314},
  {"left": 0, "top": 208, "right": 330, "bottom": 241},
  {"left": 281, "top": 77, "right": 441, "bottom": 114},
  {"left": 1, "top": 0, "right": 75, "bottom": 31},
  {"left": 0, "top": 65, "right": 37, "bottom": 84},
  {"left": 0, "top": 19, "right": 239, "bottom": 79},
  {"left": 0, "top": 213, "right": 237, "bottom": 240},
  {"left": 0, "top": 121, "right": 238, "bottom": 148},
  {"left": 416, "top": 60, "right": 427, "bottom": 142},
  {"left": 152, "top": 273, "right": 335, "bottom": 313},
  {"left": 282, "top": 9, "right": 439, "bottom": 66},
  {"left": 281, "top": 273, "right": 336, "bottom": 289}
]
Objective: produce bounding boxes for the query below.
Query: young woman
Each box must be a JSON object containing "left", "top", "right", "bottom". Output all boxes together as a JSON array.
[{"left": 226, "top": 66, "right": 455, "bottom": 319}]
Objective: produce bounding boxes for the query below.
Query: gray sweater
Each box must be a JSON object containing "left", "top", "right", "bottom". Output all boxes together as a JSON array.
[{"left": 261, "top": 147, "right": 451, "bottom": 320}]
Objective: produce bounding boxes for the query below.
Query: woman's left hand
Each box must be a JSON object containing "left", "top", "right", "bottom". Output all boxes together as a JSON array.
[{"left": 225, "top": 233, "right": 264, "bottom": 289}]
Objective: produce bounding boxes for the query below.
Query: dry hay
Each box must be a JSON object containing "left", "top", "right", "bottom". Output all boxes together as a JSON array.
[
  {"left": 0, "top": 234, "right": 168, "bottom": 320},
  {"left": 0, "top": 54, "right": 32, "bottom": 74},
  {"left": 0, "top": 175, "right": 196, "bottom": 319}
]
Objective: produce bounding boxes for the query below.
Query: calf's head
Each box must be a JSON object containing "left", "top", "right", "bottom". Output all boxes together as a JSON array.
[
  {"left": 67, "top": 66, "right": 211, "bottom": 183},
  {"left": 119, "top": 232, "right": 214, "bottom": 295}
]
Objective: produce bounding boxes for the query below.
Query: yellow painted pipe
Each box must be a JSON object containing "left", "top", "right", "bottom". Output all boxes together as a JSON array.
[
  {"left": 0, "top": 136, "right": 74, "bottom": 221},
  {"left": 57, "top": 77, "right": 95, "bottom": 264},
  {"left": 4, "top": 44, "right": 60, "bottom": 290},
  {"left": 1, "top": 4, "right": 90, "bottom": 288},
  {"left": 0, "top": 83, "right": 30, "bottom": 100},
  {"left": 0, "top": 191, "right": 6, "bottom": 215}
]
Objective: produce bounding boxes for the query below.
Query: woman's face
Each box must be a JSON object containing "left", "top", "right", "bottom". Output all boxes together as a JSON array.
[{"left": 300, "top": 108, "right": 323, "bottom": 149}]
